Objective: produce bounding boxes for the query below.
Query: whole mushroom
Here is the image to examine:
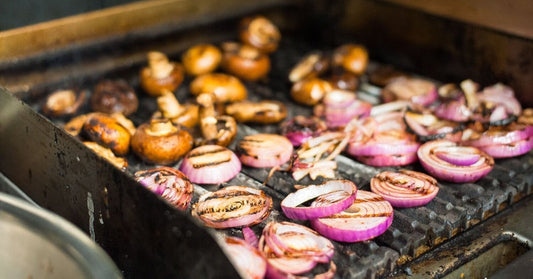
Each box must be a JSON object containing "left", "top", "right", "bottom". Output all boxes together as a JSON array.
[
  {"left": 81, "top": 113, "right": 131, "bottom": 156},
  {"left": 182, "top": 44, "right": 222, "bottom": 76},
  {"left": 155, "top": 89, "right": 199, "bottom": 128},
  {"left": 131, "top": 118, "right": 193, "bottom": 165},
  {"left": 196, "top": 93, "right": 237, "bottom": 147},
  {"left": 221, "top": 42, "right": 270, "bottom": 81},
  {"left": 239, "top": 15, "right": 281, "bottom": 53},
  {"left": 140, "top": 51, "right": 185, "bottom": 97},
  {"left": 290, "top": 77, "right": 333, "bottom": 106},
  {"left": 42, "top": 89, "right": 86, "bottom": 117},
  {"left": 90, "top": 79, "right": 138, "bottom": 116},
  {"left": 332, "top": 44, "right": 369, "bottom": 76},
  {"left": 189, "top": 73, "right": 247, "bottom": 103}
]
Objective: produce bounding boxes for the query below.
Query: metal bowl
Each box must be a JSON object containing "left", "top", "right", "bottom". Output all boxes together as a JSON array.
[{"left": 0, "top": 192, "right": 122, "bottom": 279}]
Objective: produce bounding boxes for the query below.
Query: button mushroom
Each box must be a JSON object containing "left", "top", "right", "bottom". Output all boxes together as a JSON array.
[
  {"left": 332, "top": 44, "right": 369, "bottom": 76},
  {"left": 239, "top": 15, "right": 281, "bottom": 53},
  {"left": 329, "top": 68, "right": 359, "bottom": 91},
  {"left": 140, "top": 51, "right": 185, "bottom": 97},
  {"left": 288, "top": 51, "right": 330, "bottom": 83},
  {"left": 182, "top": 44, "right": 222, "bottom": 76},
  {"left": 81, "top": 113, "right": 131, "bottom": 156},
  {"left": 83, "top": 141, "right": 128, "bottom": 170},
  {"left": 196, "top": 93, "right": 237, "bottom": 147},
  {"left": 225, "top": 100, "right": 287, "bottom": 124},
  {"left": 131, "top": 118, "right": 193, "bottom": 165},
  {"left": 154, "top": 89, "right": 199, "bottom": 128},
  {"left": 221, "top": 42, "right": 270, "bottom": 81},
  {"left": 42, "top": 89, "right": 85, "bottom": 117},
  {"left": 290, "top": 77, "right": 333, "bottom": 106},
  {"left": 90, "top": 79, "right": 138, "bottom": 116},
  {"left": 189, "top": 73, "right": 247, "bottom": 103}
]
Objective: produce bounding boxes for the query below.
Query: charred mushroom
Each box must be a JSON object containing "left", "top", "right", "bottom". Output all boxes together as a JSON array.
[
  {"left": 82, "top": 113, "right": 131, "bottom": 156},
  {"left": 140, "top": 51, "right": 184, "bottom": 97},
  {"left": 221, "top": 42, "right": 270, "bottom": 81},
  {"left": 196, "top": 93, "right": 237, "bottom": 147},
  {"left": 329, "top": 68, "right": 359, "bottom": 91},
  {"left": 239, "top": 15, "right": 281, "bottom": 53},
  {"left": 90, "top": 79, "right": 138, "bottom": 116},
  {"left": 332, "top": 44, "right": 369, "bottom": 76},
  {"left": 288, "top": 51, "right": 330, "bottom": 83},
  {"left": 131, "top": 118, "right": 193, "bottom": 165},
  {"left": 290, "top": 77, "right": 333, "bottom": 106},
  {"left": 182, "top": 44, "right": 222, "bottom": 76},
  {"left": 189, "top": 73, "right": 247, "bottom": 103},
  {"left": 225, "top": 100, "right": 287, "bottom": 124},
  {"left": 83, "top": 141, "right": 128, "bottom": 170},
  {"left": 155, "top": 90, "right": 199, "bottom": 128},
  {"left": 42, "top": 89, "right": 85, "bottom": 117}
]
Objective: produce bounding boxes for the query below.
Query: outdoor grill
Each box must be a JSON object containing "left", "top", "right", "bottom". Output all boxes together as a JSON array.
[{"left": 1, "top": 0, "right": 532, "bottom": 278}]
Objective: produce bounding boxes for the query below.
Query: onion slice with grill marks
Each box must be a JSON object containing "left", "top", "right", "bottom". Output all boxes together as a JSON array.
[
  {"left": 281, "top": 180, "right": 357, "bottom": 220},
  {"left": 237, "top": 133, "right": 293, "bottom": 168},
  {"left": 179, "top": 145, "right": 241, "bottom": 184},
  {"left": 371, "top": 170, "right": 439, "bottom": 208},
  {"left": 224, "top": 236, "right": 267, "bottom": 279},
  {"left": 354, "top": 152, "right": 418, "bottom": 167},
  {"left": 259, "top": 221, "right": 336, "bottom": 278},
  {"left": 134, "top": 167, "right": 193, "bottom": 210},
  {"left": 310, "top": 190, "right": 393, "bottom": 242},
  {"left": 192, "top": 186, "right": 272, "bottom": 229},
  {"left": 417, "top": 140, "right": 494, "bottom": 183}
]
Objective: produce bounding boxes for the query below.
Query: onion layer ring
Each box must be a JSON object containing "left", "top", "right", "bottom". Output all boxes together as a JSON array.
[{"left": 371, "top": 170, "right": 439, "bottom": 208}]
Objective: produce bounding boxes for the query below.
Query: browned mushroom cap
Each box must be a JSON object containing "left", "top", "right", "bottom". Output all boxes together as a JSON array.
[
  {"left": 91, "top": 79, "right": 138, "bottom": 116},
  {"left": 368, "top": 65, "right": 407, "bottom": 87},
  {"left": 332, "top": 44, "right": 368, "bottom": 76},
  {"left": 239, "top": 15, "right": 281, "bottom": 53},
  {"left": 42, "top": 89, "right": 86, "bottom": 117},
  {"left": 182, "top": 44, "right": 222, "bottom": 76},
  {"left": 189, "top": 73, "right": 247, "bottom": 103},
  {"left": 83, "top": 141, "right": 128, "bottom": 170},
  {"left": 81, "top": 113, "right": 131, "bottom": 156},
  {"left": 329, "top": 67, "right": 359, "bottom": 91},
  {"left": 225, "top": 100, "right": 287, "bottom": 124},
  {"left": 131, "top": 119, "right": 193, "bottom": 165},
  {"left": 221, "top": 42, "right": 270, "bottom": 81},
  {"left": 288, "top": 51, "right": 330, "bottom": 83},
  {"left": 518, "top": 108, "right": 533, "bottom": 125},
  {"left": 140, "top": 51, "right": 185, "bottom": 97},
  {"left": 290, "top": 77, "right": 333, "bottom": 106},
  {"left": 196, "top": 115, "right": 237, "bottom": 147}
]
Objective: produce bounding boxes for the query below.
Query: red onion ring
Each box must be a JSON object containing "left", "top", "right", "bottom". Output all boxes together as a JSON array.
[
  {"left": 404, "top": 110, "right": 464, "bottom": 142},
  {"left": 192, "top": 186, "right": 272, "bottom": 229},
  {"left": 462, "top": 123, "right": 533, "bottom": 147},
  {"left": 280, "top": 116, "right": 327, "bottom": 147},
  {"left": 242, "top": 226, "right": 259, "bottom": 248},
  {"left": 477, "top": 137, "right": 533, "bottom": 158},
  {"left": 354, "top": 152, "right": 418, "bottom": 167},
  {"left": 310, "top": 190, "right": 393, "bottom": 242},
  {"left": 134, "top": 167, "right": 193, "bottom": 210},
  {"left": 237, "top": 133, "right": 294, "bottom": 168},
  {"left": 381, "top": 77, "right": 437, "bottom": 106},
  {"left": 348, "top": 134, "right": 420, "bottom": 156},
  {"left": 179, "top": 145, "right": 241, "bottom": 184},
  {"left": 434, "top": 146, "right": 481, "bottom": 166},
  {"left": 281, "top": 180, "right": 357, "bottom": 220},
  {"left": 417, "top": 140, "right": 494, "bottom": 183},
  {"left": 371, "top": 170, "right": 439, "bottom": 208},
  {"left": 224, "top": 236, "right": 267, "bottom": 279}
]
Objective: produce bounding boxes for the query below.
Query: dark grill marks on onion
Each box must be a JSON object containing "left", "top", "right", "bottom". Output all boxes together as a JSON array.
[
  {"left": 371, "top": 170, "right": 439, "bottom": 208},
  {"left": 179, "top": 145, "right": 241, "bottom": 184},
  {"left": 192, "top": 186, "right": 272, "bottom": 228},
  {"left": 237, "top": 133, "right": 293, "bottom": 168}
]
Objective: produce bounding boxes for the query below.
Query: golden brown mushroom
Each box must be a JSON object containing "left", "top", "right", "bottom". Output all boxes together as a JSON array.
[
  {"left": 131, "top": 118, "right": 193, "bottom": 165},
  {"left": 239, "top": 15, "right": 281, "bottom": 53},
  {"left": 332, "top": 44, "right": 369, "bottom": 76},
  {"left": 140, "top": 51, "right": 185, "bottom": 97},
  {"left": 196, "top": 93, "right": 237, "bottom": 147},
  {"left": 221, "top": 42, "right": 270, "bottom": 81},
  {"left": 42, "top": 89, "right": 85, "bottom": 117},
  {"left": 288, "top": 51, "right": 330, "bottom": 83},
  {"left": 155, "top": 90, "right": 199, "bottom": 128},
  {"left": 189, "top": 73, "right": 247, "bottom": 103},
  {"left": 182, "top": 44, "right": 222, "bottom": 76},
  {"left": 225, "top": 100, "right": 287, "bottom": 124},
  {"left": 81, "top": 113, "right": 131, "bottom": 156},
  {"left": 83, "top": 141, "right": 128, "bottom": 170},
  {"left": 290, "top": 77, "right": 333, "bottom": 106}
]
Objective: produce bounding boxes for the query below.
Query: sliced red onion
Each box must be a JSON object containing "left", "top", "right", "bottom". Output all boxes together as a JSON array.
[
  {"left": 265, "top": 257, "right": 336, "bottom": 279},
  {"left": 237, "top": 133, "right": 294, "bottom": 168},
  {"left": 434, "top": 146, "right": 481, "bottom": 166},
  {"left": 462, "top": 123, "right": 533, "bottom": 147},
  {"left": 417, "top": 140, "right": 494, "bottom": 183},
  {"left": 404, "top": 110, "right": 464, "bottom": 141},
  {"left": 433, "top": 96, "right": 471, "bottom": 122},
  {"left": 224, "top": 236, "right": 267, "bottom": 279},
  {"left": 179, "top": 145, "right": 241, "bottom": 184},
  {"left": 291, "top": 160, "right": 337, "bottom": 181},
  {"left": 355, "top": 152, "right": 418, "bottom": 167},
  {"left": 381, "top": 78, "right": 437, "bottom": 106},
  {"left": 371, "top": 170, "right": 439, "bottom": 208},
  {"left": 310, "top": 190, "right": 393, "bottom": 242},
  {"left": 281, "top": 179, "right": 357, "bottom": 220},
  {"left": 242, "top": 226, "right": 259, "bottom": 248},
  {"left": 280, "top": 116, "right": 327, "bottom": 147},
  {"left": 478, "top": 137, "right": 533, "bottom": 158},
  {"left": 478, "top": 83, "right": 522, "bottom": 117},
  {"left": 323, "top": 99, "right": 372, "bottom": 128},
  {"left": 134, "top": 167, "right": 193, "bottom": 210},
  {"left": 347, "top": 135, "right": 420, "bottom": 156},
  {"left": 322, "top": 89, "right": 356, "bottom": 109},
  {"left": 192, "top": 186, "right": 272, "bottom": 229},
  {"left": 263, "top": 222, "right": 334, "bottom": 261}
]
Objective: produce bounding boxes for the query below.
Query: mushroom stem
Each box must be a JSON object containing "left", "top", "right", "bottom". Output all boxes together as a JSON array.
[
  {"left": 147, "top": 119, "right": 177, "bottom": 136},
  {"left": 157, "top": 90, "right": 186, "bottom": 118},
  {"left": 197, "top": 93, "right": 218, "bottom": 140},
  {"left": 148, "top": 51, "right": 174, "bottom": 79}
]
